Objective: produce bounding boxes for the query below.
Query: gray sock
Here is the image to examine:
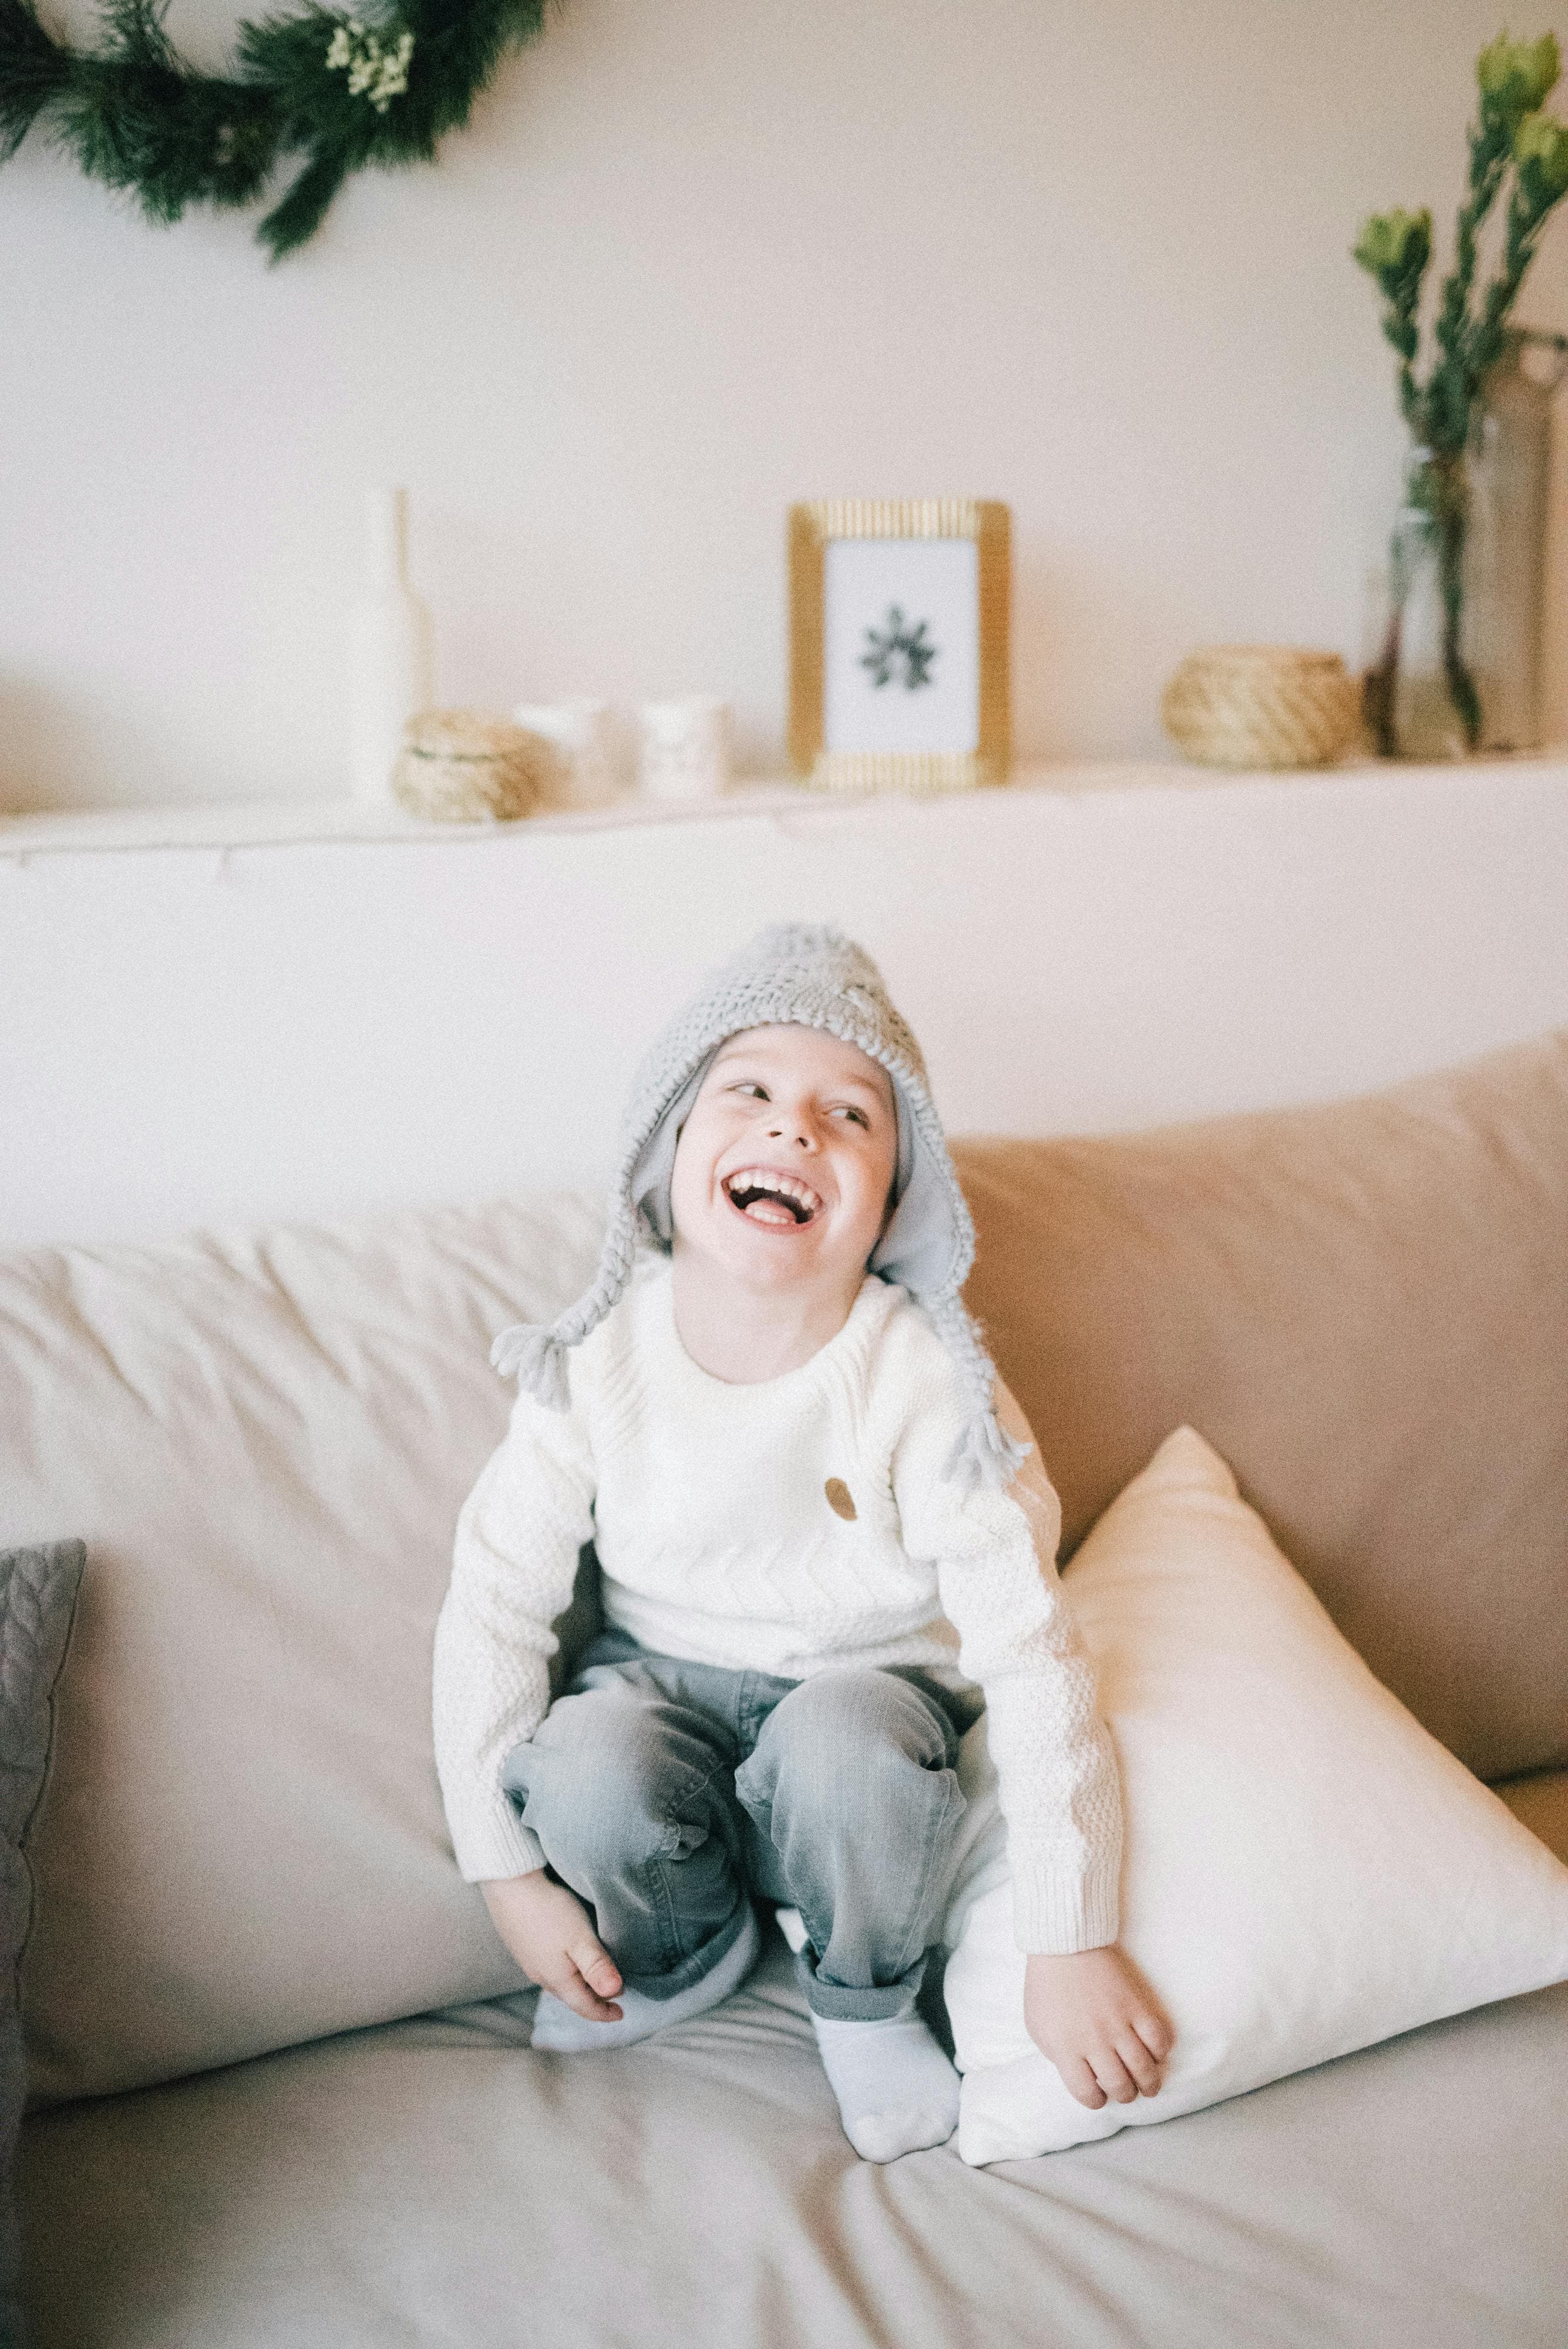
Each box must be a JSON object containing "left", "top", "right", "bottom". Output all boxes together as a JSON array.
[
  {"left": 812, "top": 2012, "right": 961, "bottom": 2162},
  {"left": 530, "top": 1905, "right": 761, "bottom": 2054}
]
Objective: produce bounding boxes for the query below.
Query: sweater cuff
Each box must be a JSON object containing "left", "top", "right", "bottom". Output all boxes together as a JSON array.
[
  {"left": 1010, "top": 1861, "right": 1120, "bottom": 1956},
  {"left": 452, "top": 1805, "right": 548, "bottom": 1886}
]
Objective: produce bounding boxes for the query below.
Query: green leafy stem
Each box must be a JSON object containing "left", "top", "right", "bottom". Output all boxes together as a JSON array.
[{"left": 1355, "top": 31, "right": 1568, "bottom": 751}]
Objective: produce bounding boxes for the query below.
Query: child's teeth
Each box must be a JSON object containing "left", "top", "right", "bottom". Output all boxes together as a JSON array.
[{"left": 727, "top": 1172, "right": 815, "bottom": 1223}]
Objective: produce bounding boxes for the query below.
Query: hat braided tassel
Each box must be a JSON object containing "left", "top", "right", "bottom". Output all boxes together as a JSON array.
[
  {"left": 490, "top": 1321, "right": 574, "bottom": 1411},
  {"left": 928, "top": 1296, "right": 1031, "bottom": 1493},
  {"left": 943, "top": 1411, "right": 1031, "bottom": 1495}
]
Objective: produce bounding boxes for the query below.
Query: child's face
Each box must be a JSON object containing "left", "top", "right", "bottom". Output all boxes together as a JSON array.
[{"left": 669, "top": 1025, "right": 900, "bottom": 1295}]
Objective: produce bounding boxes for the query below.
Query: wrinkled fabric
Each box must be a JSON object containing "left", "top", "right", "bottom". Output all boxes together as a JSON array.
[{"left": 19, "top": 1920, "right": 1568, "bottom": 2349}]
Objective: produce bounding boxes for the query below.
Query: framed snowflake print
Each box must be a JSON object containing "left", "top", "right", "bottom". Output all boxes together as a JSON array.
[{"left": 788, "top": 499, "right": 1010, "bottom": 792}]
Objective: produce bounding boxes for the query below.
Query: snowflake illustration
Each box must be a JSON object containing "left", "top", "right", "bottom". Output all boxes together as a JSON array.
[{"left": 860, "top": 605, "right": 938, "bottom": 691}]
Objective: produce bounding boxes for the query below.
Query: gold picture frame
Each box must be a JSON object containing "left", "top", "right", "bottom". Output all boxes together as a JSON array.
[{"left": 788, "top": 499, "right": 1011, "bottom": 793}]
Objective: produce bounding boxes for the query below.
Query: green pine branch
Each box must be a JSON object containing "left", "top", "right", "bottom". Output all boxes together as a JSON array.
[
  {"left": 0, "top": 0, "right": 70, "bottom": 161},
  {"left": 0, "top": 0, "right": 551, "bottom": 256}
]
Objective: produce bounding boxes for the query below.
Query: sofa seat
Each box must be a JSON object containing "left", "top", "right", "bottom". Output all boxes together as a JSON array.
[{"left": 22, "top": 1808, "right": 1568, "bottom": 2349}]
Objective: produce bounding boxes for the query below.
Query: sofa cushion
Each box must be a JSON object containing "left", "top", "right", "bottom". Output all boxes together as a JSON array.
[
  {"left": 1501, "top": 1766, "right": 1568, "bottom": 1863},
  {"left": 953, "top": 1027, "right": 1568, "bottom": 1781},
  {"left": 17, "top": 1932, "right": 1568, "bottom": 2349},
  {"left": 0, "top": 1542, "right": 82, "bottom": 2338},
  {"left": 941, "top": 1428, "right": 1568, "bottom": 2164},
  {"left": 1, "top": 1200, "right": 604, "bottom": 2102}
]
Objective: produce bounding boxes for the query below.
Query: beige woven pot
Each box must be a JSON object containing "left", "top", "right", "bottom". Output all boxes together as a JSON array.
[
  {"left": 1162, "top": 647, "right": 1361, "bottom": 771},
  {"left": 392, "top": 709, "right": 557, "bottom": 822}
]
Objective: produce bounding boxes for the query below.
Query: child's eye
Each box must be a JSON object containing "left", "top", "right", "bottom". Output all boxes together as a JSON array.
[
  {"left": 731, "top": 1082, "right": 769, "bottom": 1101},
  {"left": 832, "top": 1106, "right": 870, "bottom": 1129}
]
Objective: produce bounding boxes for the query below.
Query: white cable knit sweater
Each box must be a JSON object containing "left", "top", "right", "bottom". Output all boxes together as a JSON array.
[{"left": 433, "top": 1256, "right": 1123, "bottom": 1954}]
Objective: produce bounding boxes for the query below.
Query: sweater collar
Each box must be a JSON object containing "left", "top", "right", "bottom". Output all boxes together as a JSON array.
[{"left": 644, "top": 1255, "right": 891, "bottom": 1398}]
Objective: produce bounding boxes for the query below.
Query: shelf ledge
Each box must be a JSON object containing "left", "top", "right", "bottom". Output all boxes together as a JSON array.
[{"left": 2, "top": 753, "right": 1565, "bottom": 861}]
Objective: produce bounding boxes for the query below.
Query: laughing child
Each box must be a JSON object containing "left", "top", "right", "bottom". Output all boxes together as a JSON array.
[{"left": 433, "top": 924, "right": 1171, "bottom": 2161}]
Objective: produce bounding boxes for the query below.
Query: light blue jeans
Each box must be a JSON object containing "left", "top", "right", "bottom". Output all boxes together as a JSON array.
[{"left": 502, "top": 1628, "right": 980, "bottom": 2022}]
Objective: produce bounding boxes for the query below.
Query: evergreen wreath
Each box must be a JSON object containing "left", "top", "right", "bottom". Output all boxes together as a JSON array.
[{"left": 0, "top": 0, "right": 549, "bottom": 260}]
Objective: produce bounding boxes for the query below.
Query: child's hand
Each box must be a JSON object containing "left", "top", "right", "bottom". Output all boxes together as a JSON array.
[
  {"left": 481, "top": 1872, "right": 625, "bottom": 2022},
  {"left": 1023, "top": 1944, "right": 1173, "bottom": 2109}
]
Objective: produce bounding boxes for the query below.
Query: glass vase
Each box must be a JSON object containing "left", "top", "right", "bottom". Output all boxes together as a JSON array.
[
  {"left": 1364, "top": 330, "right": 1566, "bottom": 760},
  {"left": 1364, "top": 449, "right": 1476, "bottom": 761}
]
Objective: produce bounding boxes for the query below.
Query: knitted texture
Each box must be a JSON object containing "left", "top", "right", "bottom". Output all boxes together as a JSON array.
[
  {"left": 438, "top": 1258, "right": 1123, "bottom": 1950},
  {"left": 490, "top": 924, "right": 1025, "bottom": 1489}
]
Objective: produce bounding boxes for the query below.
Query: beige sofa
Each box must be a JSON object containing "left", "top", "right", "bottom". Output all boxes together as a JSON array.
[{"left": 8, "top": 1031, "right": 1567, "bottom": 2348}]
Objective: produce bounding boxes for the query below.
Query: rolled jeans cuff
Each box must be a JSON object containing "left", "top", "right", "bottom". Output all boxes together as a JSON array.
[
  {"left": 798, "top": 1945, "right": 927, "bottom": 2025},
  {"left": 622, "top": 1899, "right": 754, "bottom": 2004}
]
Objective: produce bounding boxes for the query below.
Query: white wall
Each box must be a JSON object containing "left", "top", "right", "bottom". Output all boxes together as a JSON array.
[
  {"left": 4, "top": 0, "right": 1568, "bottom": 812},
  {"left": 5, "top": 765, "right": 1567, "bottom": 1246}
]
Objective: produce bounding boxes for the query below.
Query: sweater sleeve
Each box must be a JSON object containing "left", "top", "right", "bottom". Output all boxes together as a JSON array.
[
  {"left": 432, "top": 1384, "right": 597, "bottom": 1883},
  {"left": 891, "top": 1368, "right": 1123, "bottom": 1956}
]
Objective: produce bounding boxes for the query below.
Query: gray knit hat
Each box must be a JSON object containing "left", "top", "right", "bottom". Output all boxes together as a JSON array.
[{"left": 492, "top": 923, "right": 1027, "bottom": 1490}]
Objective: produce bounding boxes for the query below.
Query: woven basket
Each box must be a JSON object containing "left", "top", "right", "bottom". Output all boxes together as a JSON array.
[
  {"left": 392, "top": 709, "right": 557, "bottom": 822},
  {"left": 1162, "top": 647, "right": 1361, "bottom": 771}
]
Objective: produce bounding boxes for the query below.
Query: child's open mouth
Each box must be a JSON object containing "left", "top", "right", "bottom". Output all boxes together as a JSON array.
[{"left": 721, "top": 1169, "right": 823, "bottom": 1227}]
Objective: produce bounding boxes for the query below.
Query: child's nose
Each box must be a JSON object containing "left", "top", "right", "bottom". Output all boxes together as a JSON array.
[{"left": 767, "top": 1110, "right": 818, "bottom": 1150}]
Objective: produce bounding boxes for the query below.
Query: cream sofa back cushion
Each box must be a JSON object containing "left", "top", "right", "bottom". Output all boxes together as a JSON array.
[
  {"left": 5, "top": 1200, "right": 604, "bottom": 2102},
  {"left": 953, "top": 1028, "right": 1568, "bottom": 1783}
]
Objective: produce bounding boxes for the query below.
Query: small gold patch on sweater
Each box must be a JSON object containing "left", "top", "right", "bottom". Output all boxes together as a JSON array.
[{"left": 825, "top": 1478, "right": 857, "bottom": 1522}]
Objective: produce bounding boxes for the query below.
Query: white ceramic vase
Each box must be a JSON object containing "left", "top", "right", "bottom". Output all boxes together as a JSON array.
[{"left": 349, "top": 487, "right": 434, "bottom": 807}]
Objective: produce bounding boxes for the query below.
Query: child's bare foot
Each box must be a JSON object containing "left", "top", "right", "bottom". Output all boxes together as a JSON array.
[{"left": 1024, "top": 1943, "right": 1174, "bottom": 2108}]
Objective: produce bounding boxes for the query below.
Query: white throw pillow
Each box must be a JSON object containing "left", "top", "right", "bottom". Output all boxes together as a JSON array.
[{"left": 941, "top": 1425, "right": 1568, "bottom": 2166}]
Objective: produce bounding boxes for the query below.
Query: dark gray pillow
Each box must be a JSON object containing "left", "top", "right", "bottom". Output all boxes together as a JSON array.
[{"left": 0, "top": 1542, "right": 85, "bottom": 2348}]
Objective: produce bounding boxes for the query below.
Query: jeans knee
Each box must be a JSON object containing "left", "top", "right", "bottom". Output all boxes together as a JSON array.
[
  {"left": 506, "top": 1692, "right": 702, "bottom": 1874},
  {"left": 741, "top": 1671, "right": 955, "bottom": 1839}
]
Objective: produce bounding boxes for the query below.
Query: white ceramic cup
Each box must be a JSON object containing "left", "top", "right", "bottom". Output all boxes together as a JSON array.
[
  {"left": 637, "top": 698, "right": 733, "bottom": 800},
  {"left": 510, "top": 700, "right": 620, "bottom": 807}
]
